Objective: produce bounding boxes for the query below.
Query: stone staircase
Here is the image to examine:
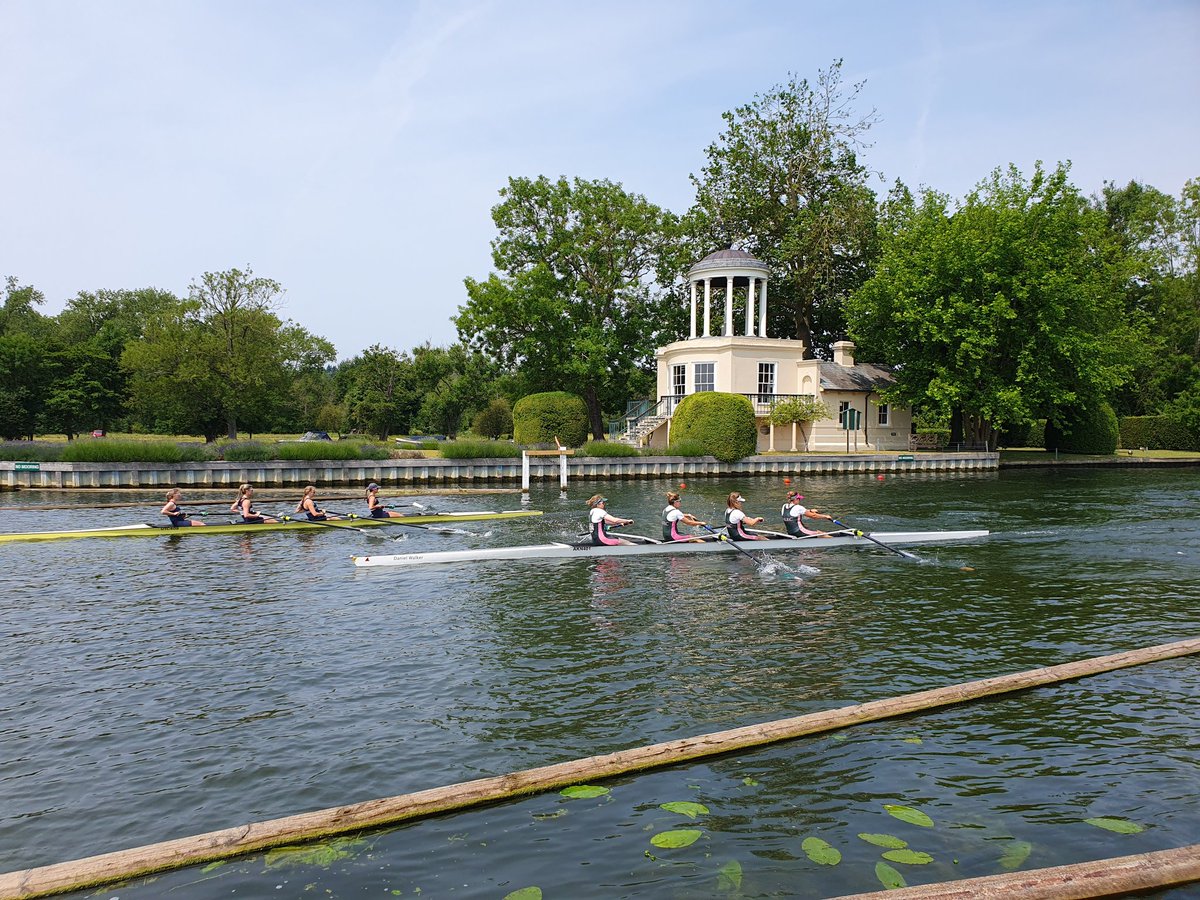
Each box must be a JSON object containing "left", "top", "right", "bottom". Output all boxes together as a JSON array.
[{"left": 618, "top": 414, "right": 666, "bottom": 447}]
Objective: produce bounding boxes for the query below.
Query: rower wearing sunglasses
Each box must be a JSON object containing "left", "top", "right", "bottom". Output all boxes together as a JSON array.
[{"left": 586, "top": 494, "right": 634, "bottom": 545}]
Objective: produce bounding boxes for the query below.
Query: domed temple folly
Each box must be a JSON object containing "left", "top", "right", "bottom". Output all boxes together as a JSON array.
[{"left": 614, "top": 248, "right": 912, "bottom": 452}]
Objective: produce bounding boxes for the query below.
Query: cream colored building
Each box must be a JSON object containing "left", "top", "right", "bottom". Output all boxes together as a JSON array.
[{"left": 618, "top": 249, "right": 912, "bottom": 452}]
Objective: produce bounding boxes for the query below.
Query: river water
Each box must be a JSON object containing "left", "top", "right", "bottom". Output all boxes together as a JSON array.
[{"left": 1, "top": 467, "right": 1198, "bottom": 898}]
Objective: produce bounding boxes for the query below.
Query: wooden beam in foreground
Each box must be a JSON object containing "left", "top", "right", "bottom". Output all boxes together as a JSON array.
[
  {"left": 830, "top": 844, "right": 1200, "bottom": 899},
  {"left": 1, "top": 637, "right": 1196, "bottom": 900}
]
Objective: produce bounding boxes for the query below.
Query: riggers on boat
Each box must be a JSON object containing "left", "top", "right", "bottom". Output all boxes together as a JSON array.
[
  {"left": 352, "top": 529, "right": 989, "bottom": 568},
  {"left": 0, "top": 510, "right": 542, "bottom": 543}
]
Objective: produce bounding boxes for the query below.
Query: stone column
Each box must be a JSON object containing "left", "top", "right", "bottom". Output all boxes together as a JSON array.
[
  {"left": 724, "top": 276, "right": 734, "bottom": 337},
  {"left": 703, "top": 279, "right": 712, "bottom": 337},
  {"left": 689, "top": 280, "right": 697, "bottom": 339},
  {"left": 744, "top": 277, "right": 755, "bottom": 335},
  {"left": 758, "top": 280, "right": 768, "bottom": 338}
]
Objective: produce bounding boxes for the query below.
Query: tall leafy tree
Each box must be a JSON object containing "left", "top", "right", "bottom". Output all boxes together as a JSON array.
[
  {"left": 845, "top": 162, "right": 1143, "bottom": 446},
  {"left": 0, "top": 277, "right": 52, "bottom": 438},
  {"left": 457, "top": 175, "right": 680, "bottom": 439},
  {"left": 341, "top": 344, "right": 419, "bottom": 440},
  {"left": 689, "top": 60, "right": 880, "bottom": 354},
  {"left": 122, "top": 269, "right": 333, "bottom": 439}
]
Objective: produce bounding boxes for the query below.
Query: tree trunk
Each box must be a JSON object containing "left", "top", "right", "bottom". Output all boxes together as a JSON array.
[
  {"left": 583, "top": 386, "right": 605, "bottom": 442},
  {"left": 226, "top": 418, "right": 237, "bottom": 441},
  {"left": 949, "top": 408, "right": 964, "bottom": 447}
]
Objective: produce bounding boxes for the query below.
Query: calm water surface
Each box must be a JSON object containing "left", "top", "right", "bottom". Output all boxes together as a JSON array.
[{"left": 1, "top": 467, "right": 1198, "bottom": 898}]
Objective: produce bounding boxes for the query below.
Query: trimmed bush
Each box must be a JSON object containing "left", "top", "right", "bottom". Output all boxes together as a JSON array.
[
  {"left": 0, "top": 441, "right": 63, "bottom": 461},
  {"left": 579, "top": 440, "right": 640, "bottom": 457},
  {"left": 670, "top": 393, "right": 757, "bottom": 463},
  {"left": 473, "top": 398, "right": 514, "bottom": 440},
  {"left": 276, "top": 441, "right": 389, "bottom": 461},
  {"left": 1118, "top": 415, "right": 1200, "bottom": 451},
  {"left": 60, "top": 439, "right": 210, "bottom": 463},
  {"left": 512, "top": 392, "right": 588, "bottom": 446},
  {"left": 222, "top": 441, "right": 272, "bottom": 462},
  {"left": 1044, "top": 402, "right": 1119, "bottom": 454},
  {"left": 660, "top": 439, "right": 713, "bottom": 458},
  {"left": 439, "top": 440, "right": 524, "bottom": 459}
]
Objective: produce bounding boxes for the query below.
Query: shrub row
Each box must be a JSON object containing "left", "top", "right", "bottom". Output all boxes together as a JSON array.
[{"left": 1118, "top": 415, "right": 1200, "bottom": 451}]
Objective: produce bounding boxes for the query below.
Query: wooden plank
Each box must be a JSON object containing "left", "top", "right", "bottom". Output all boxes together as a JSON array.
[
  {"left": 829, "top": 844, "right": 1200, "bottom": 899},
  {"left": 1, "top": 638, "right": 1196, "bottom": 900}
]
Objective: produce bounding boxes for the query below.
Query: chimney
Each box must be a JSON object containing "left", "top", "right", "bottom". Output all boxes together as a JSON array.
[{"left": 832, "top": 340, "right": 855, "bottom": 367}]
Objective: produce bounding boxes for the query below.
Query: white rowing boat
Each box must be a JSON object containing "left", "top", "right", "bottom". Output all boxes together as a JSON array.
[{"left": 352, "top": 529, "right": 989, "bottom": 568}]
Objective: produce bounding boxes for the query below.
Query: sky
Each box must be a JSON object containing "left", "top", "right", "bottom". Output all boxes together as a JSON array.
[{"left": 2, "top": 0, "right": 1197, "bottom": 361}]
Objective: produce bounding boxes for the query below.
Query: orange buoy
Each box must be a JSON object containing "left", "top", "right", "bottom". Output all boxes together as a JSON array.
[
  {"left": 783, "top": 477, "right": 791, "bottom": 485},
  {"left": 679, "top": 482, "right": 687, "bottom": 490}
]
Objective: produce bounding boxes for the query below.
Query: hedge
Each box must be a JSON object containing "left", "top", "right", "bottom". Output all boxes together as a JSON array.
[
  {"left": 1044, "top": 403, "right": 1119, "bottom": 454},
  {"left": 579, "top": 440, "right": 640, "bottom": 458},
  {"left": 669, "top": 392, "right": 757, "bottom": 463},
  {"left": 512, "top": 391, "right": 589, "bottom": 446},
  {"left": 439, "top": 440, "right": 524, "bottom": 459},
  {"left": 1118, "top": 415, "right": 1200, "bottom": 451},
  {"left": 59, "top": 439, "right": 210, "bottom": 463}
]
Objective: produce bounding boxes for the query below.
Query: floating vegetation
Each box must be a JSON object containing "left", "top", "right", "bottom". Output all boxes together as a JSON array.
[
  {"left": 742, "top": 776, "right": 759, "bottom": 786},
  {"left": 858, "top": 833, "right": 908, "bottom": 849},
  {"left": 801, "top": 836, "right": 841, "bottom": 865},
  {"left": 884, "top": 804, "right": 934, "bottom": 827},
  {"left": 1000, "top": 840, "right": 1033, "bottom": 869},
  {"left": 716, "top": 860, "right": 743, "bottom": 891},
  {"left": 1085, "top": 817, "right": 1145, "bottom": 834},
  {"left": 559, "top": 785, "right": 609, "bottom": 799},
  {"left": 531, "top": 809, "right": 566, "bottom": 821},
  {"left": 263, "top": 836, "right": 365, "bottom": 870},
  {"left": 902, "top": 736, "right": 923, "bottom": 745},
  {"left": 660, "top": 801, "right": 708, "bottom": 819},
  {"left": 200, "top": 861, "right": 225, "bottom": 873},
  {"left": 875, "top": 861, "right": 907, "bottom": 888},
  {"left": 650, "top": 829, "right": 703, "bottom": 849},
  {"left": 503, "top": 887, "right": 542, "bottom": 900},
  {"left": 882, "top": 849, "right": 934, "bottom": 865}
]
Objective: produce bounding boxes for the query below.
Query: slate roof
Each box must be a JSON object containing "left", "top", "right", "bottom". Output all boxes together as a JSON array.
[{"left": 818, "top": 362, "right": 896, "bottom": 392}]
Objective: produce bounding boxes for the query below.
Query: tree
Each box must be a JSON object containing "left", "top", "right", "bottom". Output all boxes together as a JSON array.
[
  {"left": 0, "top": 278, "right": 51, "bottom": 438},
  {"left": 456, "top": 176, "right": 680, "bottom": 440},
  {"left": 121, "top": 269, "right": 334, "bottom": 439},
  {"left": 341, "top": 344, "right": 418, "bottom": 440},
  {"left": 845, "top": 162, "right": 1143, "bottom": 446},
  {"left": 42, "top": 340, "right": 126, "bottom": 439},
  {"left": 768, "top": 396, "right": 830, "bottom": 451},
  {"left": 408, "top": 343, "right": 499, "bottom": 438},
  {"left": 689, "top": 61, "right": 880, "bottom": 354}
]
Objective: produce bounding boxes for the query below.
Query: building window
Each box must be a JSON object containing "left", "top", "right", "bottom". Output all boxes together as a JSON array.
[
  {"left": 757, "top": 362, "right": 776, "bottom": 398},
  {"left": 694, "top": 362, "right": 715, "bottom": 392},
  {"left": 878, "top": 403, "right": 889, "bottom": 426},
  {"left": 672, "top": 364, "right": 686, "bottom": 397},
  {"left": 838, "top": 400, "right": 850, "bottom": 424}
]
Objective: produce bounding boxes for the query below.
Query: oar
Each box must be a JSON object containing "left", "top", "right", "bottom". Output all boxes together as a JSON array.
[
  {"left": 700, "top": 524, "right": 767, "bottom": 568},
  {"left": 832, "top": 519, "right": 920, "bottom": 560},
  {"left": 326, "top": 510, "right": 476, "bottom": 538}
]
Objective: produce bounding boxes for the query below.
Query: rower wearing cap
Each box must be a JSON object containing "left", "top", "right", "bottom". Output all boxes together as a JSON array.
[
  {"left": 586, "top": 494, "right": 633, "bottom": 545},
  {"left": 725, "top": 492, "right": 766, "bottom": 541},
  {"left": 781, "top": 490, "right": 835, "bottom": 537},
  {"left": 662, "top": 491, "right": 706, "bottom": 542},
  {"left": 366, "top": 482, "right": 402, "bottom": 518}
]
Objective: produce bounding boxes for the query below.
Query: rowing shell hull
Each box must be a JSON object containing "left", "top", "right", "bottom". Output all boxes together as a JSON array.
[
  {"left": 352, "top": 529, "right": 990, "bottom": 568},
  {"left": 0, "top": 510, "right": 542, "bottom": 543}
]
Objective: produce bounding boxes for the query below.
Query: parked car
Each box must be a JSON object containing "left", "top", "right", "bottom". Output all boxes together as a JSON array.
[
  {"left": 90, "top": 429, "right": 106, "bottom": 438},
  {"left": 298, "top": 431, "right": 332, "bottom": 441}
]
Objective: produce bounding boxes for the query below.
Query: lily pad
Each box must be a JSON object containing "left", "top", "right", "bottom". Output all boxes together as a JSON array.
[
  {"left": 1085, "top": 817, "right": 1145, "bottom": 834},
  {"left": 559, "top": 785, "right": 610, "bottom": 799},
  {"left": 650, "top": 829, "right": 703, "bottom": 849},
  {"left": 504, "top": 888, "right": 542, "bottom": 900},
  {"left": 801, "top": 836, "right": 841, "bottom": 865},
  {"left": 882, "top": 849, "right": 934, "bottom": 865},
  {"left": 858, "top": 833, "right": 908, "bottom": 849},
  {"left": 884, "top": 804, "right": 934, "bottom": 827},
  {"left": 717, "top": 860, "right": 743, "bottom": 891},
  {"left": 660, "top": 801, "right": 709, "bottom": 819},
  {"left": 875, "top": 861, "right": 907, "bottom": 889},
  {"left": 1000, "top": 840, "right": 1032, "bottom": 870}
]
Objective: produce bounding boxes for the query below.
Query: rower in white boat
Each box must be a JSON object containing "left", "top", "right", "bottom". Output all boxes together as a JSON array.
[
  {"left": 586, "top": 494, "right": 635, "bottom": 545},
  {"left": 661, "top": 491, "right": 708, "bottom": 542},
  {"left": 780, "top": 490, "right": 836, "bottom": 538}
]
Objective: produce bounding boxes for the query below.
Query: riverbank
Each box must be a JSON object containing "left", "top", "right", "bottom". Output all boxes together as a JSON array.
[
  {"left": 1, "top": 452, "right": 999, "bottom": 489},
  {"left": 3, "top": 450, "right": 1199, "bottom": 490}
]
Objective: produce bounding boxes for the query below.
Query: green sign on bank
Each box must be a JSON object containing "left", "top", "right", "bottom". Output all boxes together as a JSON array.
[
  {"left": 14, "top": 461, "right": 41, "bottom": 471},
  {"left": 897, "top": 455, "right": 915, "bottom": 461}
]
